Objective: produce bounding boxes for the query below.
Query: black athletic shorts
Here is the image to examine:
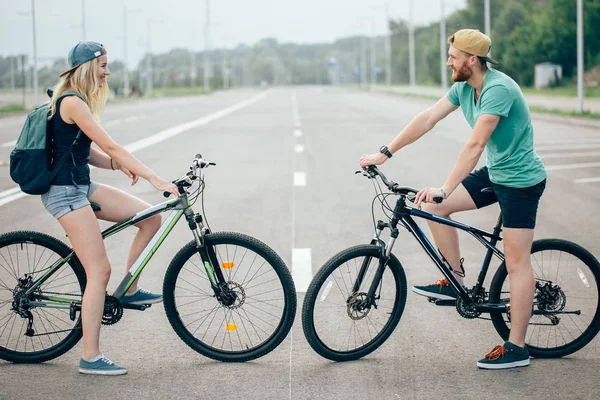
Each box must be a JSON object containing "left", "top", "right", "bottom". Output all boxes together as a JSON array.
[{"left": 461, "top": 167, "right": 546, "bottom": 229}]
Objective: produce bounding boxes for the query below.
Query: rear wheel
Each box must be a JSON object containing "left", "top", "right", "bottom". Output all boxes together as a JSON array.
[
  {"left": 302, "top": 245, "right": 407, "bottom": 361},
  {"left": 489, "top": 239, "right": 600, "bottom": 358},
  {"left": 0, "top": 231, "right": 85, "bottom": 363}
]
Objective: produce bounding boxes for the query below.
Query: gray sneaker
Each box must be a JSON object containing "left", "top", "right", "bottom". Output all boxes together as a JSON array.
[
  {"left": 79, "top": 355, "right": 127, "bottom": 376},
  {"left": 121, "top": 288, "right": 163, "bottom": 305}
]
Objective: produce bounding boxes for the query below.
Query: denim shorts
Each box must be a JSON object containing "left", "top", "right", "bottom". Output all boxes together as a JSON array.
[{"left": 41, "top": 182, "right": 100, "bottom": 220}]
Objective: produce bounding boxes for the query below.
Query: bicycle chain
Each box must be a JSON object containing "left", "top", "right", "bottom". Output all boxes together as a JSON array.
[{"left": 473, "top": 291, "right": 560, "bottom": 326}]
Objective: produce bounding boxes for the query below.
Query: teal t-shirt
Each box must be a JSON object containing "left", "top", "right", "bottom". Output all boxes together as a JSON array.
[{"left": 446, "top": 68, "right": 547, "bottom": 188}]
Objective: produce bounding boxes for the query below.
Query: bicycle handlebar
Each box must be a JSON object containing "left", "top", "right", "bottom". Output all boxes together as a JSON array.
[
  {"left": 360, "top": 165, "right": 443, "bottom": 204},
  {"left": 163, "top": 154, "right": 216, "bottom": 198}
]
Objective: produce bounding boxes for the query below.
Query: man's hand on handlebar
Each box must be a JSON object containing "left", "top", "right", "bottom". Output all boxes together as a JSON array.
[
  {"left": 359, "top": 152, "right": 388, "bottom": 169},
  {"left": 414, "top": 187, "right": 445, "bottom": 208}
]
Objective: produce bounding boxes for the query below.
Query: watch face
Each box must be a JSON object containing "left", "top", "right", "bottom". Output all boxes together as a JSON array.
[{"left": 380, "top": 146, "right": 386, "bottom": 152}]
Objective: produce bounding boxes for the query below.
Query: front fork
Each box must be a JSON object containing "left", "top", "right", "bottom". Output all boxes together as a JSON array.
[
  {"left": 351, "top": 220, "right": 398, "bottom": 309},
  {"left": 187, "top": 209, "right": 234, "bottom": 305}
]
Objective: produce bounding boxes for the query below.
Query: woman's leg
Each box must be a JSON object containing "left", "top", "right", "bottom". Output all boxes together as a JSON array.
[
  {"left": 58, "top": 206, "right": 110, "bottom": 360},
  {"left": 89, "top": 184, "right": 161, "bottom": 293}
]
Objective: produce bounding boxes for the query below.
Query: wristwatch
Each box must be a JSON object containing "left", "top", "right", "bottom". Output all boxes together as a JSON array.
[{"left": 379, "top": 145, "right": 393, "bottom": 159}]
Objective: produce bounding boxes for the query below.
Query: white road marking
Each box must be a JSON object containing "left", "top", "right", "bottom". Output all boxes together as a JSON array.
[
  {"left": 0, "top": 91, "right": 268, "bottom": 207},
  {"left": 124, "top": 116, "right": 139, "bottom": 123},
  {"left": 291, "top": 248, "right": 312, "bottom": 293},
  {"left": 545, "top": 162, "right": 600, "bottom": 171},
  {"left": 293, "top": 129, "right": 302, "bottom": 137},
  {"left": 104, "top": 120, "right": 121, "bottom": 127},
  {"left": 293, "top": 172, "right": 306, "bottom": 186},
  {"left": 539, "top": 151, "right": 600, "bottom": 159},
  {"left": 294, "top": 144, "right": 304, "bottom": 153},
  {"left": 537, "top": 143, "right": 600, "bottom": 151},
  {"left": 575, "top": 177, "right": 600, "bottom": 184},
  {"left": 2, "top": 140, "right": 17, "bottom": 148},
  {"left": 537, "top": 138, "right": 600, "bottom": 145}
]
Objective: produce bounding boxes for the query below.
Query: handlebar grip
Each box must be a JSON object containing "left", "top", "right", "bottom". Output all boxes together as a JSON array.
[
  {"left": 163, "top": 191, "right": 171, "bottom": 198},
  {"left": 433, "top": 197, "right": 443, "bottom": 204}
]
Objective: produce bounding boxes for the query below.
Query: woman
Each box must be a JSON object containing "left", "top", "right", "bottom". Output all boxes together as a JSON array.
[{"left": 43, "top": 41, "right": 179, "bottom": 375}]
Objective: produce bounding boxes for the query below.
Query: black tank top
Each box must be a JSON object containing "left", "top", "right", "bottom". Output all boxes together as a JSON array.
[{"left": 50, "top": 96, "right": 92, "bottom": 185}]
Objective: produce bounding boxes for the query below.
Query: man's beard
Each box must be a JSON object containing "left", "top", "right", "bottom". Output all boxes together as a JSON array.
[{"left": 452, "top": 63, "right": 472, "bottom": 82}]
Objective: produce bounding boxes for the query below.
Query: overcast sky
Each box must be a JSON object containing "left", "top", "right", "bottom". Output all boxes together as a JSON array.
[{"left": 1, "top": 0, "right": 466, "bottom": 68}]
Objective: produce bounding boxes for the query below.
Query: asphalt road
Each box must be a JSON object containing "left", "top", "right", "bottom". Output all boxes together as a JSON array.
[{"left": 1, "top": 87, "right": 599, "bottom": 399}]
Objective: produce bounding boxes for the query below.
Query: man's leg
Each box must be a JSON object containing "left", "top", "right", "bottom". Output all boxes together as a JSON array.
[
  {"left": 411, "top": 184, "right": 478, "bottom": 300},
  {"left": 422, "top": 184, "right": 477, "bottom": 286},
  {"left": 503, "top": 228, "right": 535, "bottom": 347}
]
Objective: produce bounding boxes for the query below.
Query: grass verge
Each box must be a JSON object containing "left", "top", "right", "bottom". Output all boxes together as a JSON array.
[{"left": 0, "top": 104, "right": 26, "bottom": 113}]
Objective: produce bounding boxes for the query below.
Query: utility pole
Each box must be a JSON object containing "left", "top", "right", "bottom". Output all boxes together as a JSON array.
[
  {"left": 370, "top": 20, "right": 377, "bottom": 86},
  {"left": 10, "top": 57, "right": 15, "bottom": 90},
  {"left": 204, "top": 0, "right": 211, "bottom": 92},
  {"left": 146, "top": 21, "right": 152, "bottom": 96},
  {"left": 31, "top": 0, "right": 38, "bottom": 106},
  {"left": 360, "top": 36, "right": 367, "bottom": 88},
  {"left": 484, "top": 0, "right": 491, "bottom": 68},
  {"left": 440, "top": 0, "right": 448, "bottom": 91},
  {"left": 123, "top": 7, "right": 129, "bottom": 96},
  {"left": 20, "top": 55, "right": 26, "bottom": 108},
  {"left": 385, "top": 3, "right": 392, "bottom": 86},
  {"left": 577, "top": 0, "right": 584, "bottom": 113},
  {"left": 408, "top": 0, "right": 416, "bottom": 88},
  {"left": 81, "top": 0, "right": 86, "bottom": 41}
]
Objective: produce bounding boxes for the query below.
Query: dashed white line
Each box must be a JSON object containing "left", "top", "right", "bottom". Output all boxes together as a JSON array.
[
  {"left": 293, "top": 172, "right": 306, "bottom": 186},
  {"left": 575, "top": 177, "right": 600, "bottom": 184},
  {"left": 294, "top": 144, "right": 304, "bottom": 153},
  {"left": 1, "top": 140, "right": 17, "bottom": 148},
  {"left": 293, "top": 129, "right": 302, "bottom": 137},
  {"left": 291, "top": 248, "right": 313, "bottom": 292}
]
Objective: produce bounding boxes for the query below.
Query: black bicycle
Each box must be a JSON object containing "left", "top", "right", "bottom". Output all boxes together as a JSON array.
[
  {"left": 0, "top": 155, "right": 296, "bottom": 363},
  {"left": 302, "top": 165, "right": 600, "bottom": 361}
]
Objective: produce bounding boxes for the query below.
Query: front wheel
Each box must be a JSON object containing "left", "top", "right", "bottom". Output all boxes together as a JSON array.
[
  {"left": 489, "top": 239, "right": 600, "bottom": 358},
  {"left": 302, "top": 245, "right": 407, "bottom": 361},
  {"left": 163, "top": 231, "right": 296, "bottom": 362}
]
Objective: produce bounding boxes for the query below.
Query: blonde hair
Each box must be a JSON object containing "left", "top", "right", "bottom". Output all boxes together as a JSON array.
[{"left": 49, "top": 51, "right": 109, "bottom": 122}]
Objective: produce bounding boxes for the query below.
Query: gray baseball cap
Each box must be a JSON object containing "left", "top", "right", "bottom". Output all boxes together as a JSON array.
[{"left": 59, "top": 41, "right": 106, "bottom": 77}]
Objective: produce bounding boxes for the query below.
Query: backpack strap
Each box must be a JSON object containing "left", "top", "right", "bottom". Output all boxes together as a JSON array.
[{"left": 48, "top": 91, "right": 85, "bottom": 178}]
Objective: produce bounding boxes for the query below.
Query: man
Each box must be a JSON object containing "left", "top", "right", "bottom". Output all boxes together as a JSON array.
[{"left": 359, "top": 29, "right": 546, "bottom": 369}]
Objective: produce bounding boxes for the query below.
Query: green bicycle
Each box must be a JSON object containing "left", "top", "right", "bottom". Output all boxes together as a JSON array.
[{"left": 0, "top": 155, "right": 297, "bottom": 363}]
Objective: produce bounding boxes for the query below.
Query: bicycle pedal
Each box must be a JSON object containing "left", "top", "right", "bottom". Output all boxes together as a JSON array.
[
  {"left": 429, "top": 298, "right": 457, "bottom": 306},
  {"left": 122, "top": 303, "right": 151, "bottom": 311}
]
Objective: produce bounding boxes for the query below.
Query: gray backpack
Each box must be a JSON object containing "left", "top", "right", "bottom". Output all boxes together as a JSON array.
[{"left": 9, "top": 90, "right": 83, "bottom": 195}]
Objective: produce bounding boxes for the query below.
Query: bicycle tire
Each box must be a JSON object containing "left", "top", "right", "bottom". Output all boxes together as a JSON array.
[
  {"left": 489, "top": 238, "right": 600, "bottom": 358},
  {"left": 163, "top": 231, "right": 296, "bottom": 362},
  {"left": 0, "top": 231, "right": 86, "bottom": 363},
  {"left": 302, "top": 245, "right": 407, "bottom": 361}
]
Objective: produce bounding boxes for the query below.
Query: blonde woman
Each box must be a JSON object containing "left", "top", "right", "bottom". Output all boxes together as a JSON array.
[{"left": 43, "top": 41, "right": 179, "bottom": 375}]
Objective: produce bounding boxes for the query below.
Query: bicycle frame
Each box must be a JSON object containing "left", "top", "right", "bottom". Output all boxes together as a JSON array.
[
  {"left": 23, "top": 189, "right": 224, "bottom": 311},
  {"left": 361, "top": 195, "right": 508, "bottom": 313}
]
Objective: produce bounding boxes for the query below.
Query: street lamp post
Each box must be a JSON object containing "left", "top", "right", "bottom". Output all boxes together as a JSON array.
[
  {"left": 31, "top": 0, "right": 38, "bottom": 106},
  {"left": 204, "top": 0, "right": 211, "bottom": 92},
  {"left": 408, "top": 0, "right": 416, "bottom": 88},
  {"left": 146, "top": 20, "right": 164, "bottom": 97},
  {"left": 81, "top": 0, "right": 86, "bottom": 41},
  {"left": 440, "top": 0, "right": 448, "bottom": 91},
  {"left": 577, "top": 0, "right": 584, "bottom": 113}
]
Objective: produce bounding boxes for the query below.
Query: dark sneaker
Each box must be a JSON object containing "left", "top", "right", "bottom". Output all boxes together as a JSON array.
[
  {"left": 412, "top": 279, "right": 457, "bottom": 300},
  {"left": 477, "top": 342, "right": 530, "bottom": 370},
  {"left": 121, "top": 288, "right": 162, "bottom": 305},
  {"left": 79, "top": 354, "right": 127, "bottom": 376}
]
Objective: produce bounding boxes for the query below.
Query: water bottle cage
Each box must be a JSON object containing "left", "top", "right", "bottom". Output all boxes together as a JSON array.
[{"left": 439, "top": 249, "right": 466, "bottom": 278}]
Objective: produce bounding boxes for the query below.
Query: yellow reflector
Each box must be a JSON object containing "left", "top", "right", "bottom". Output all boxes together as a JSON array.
[
  {"left": 222, "top": 262, "right": 235, "bottom": 269},
  {"left": 226, "top": 323, "right": 237, "bottom": 331}
]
